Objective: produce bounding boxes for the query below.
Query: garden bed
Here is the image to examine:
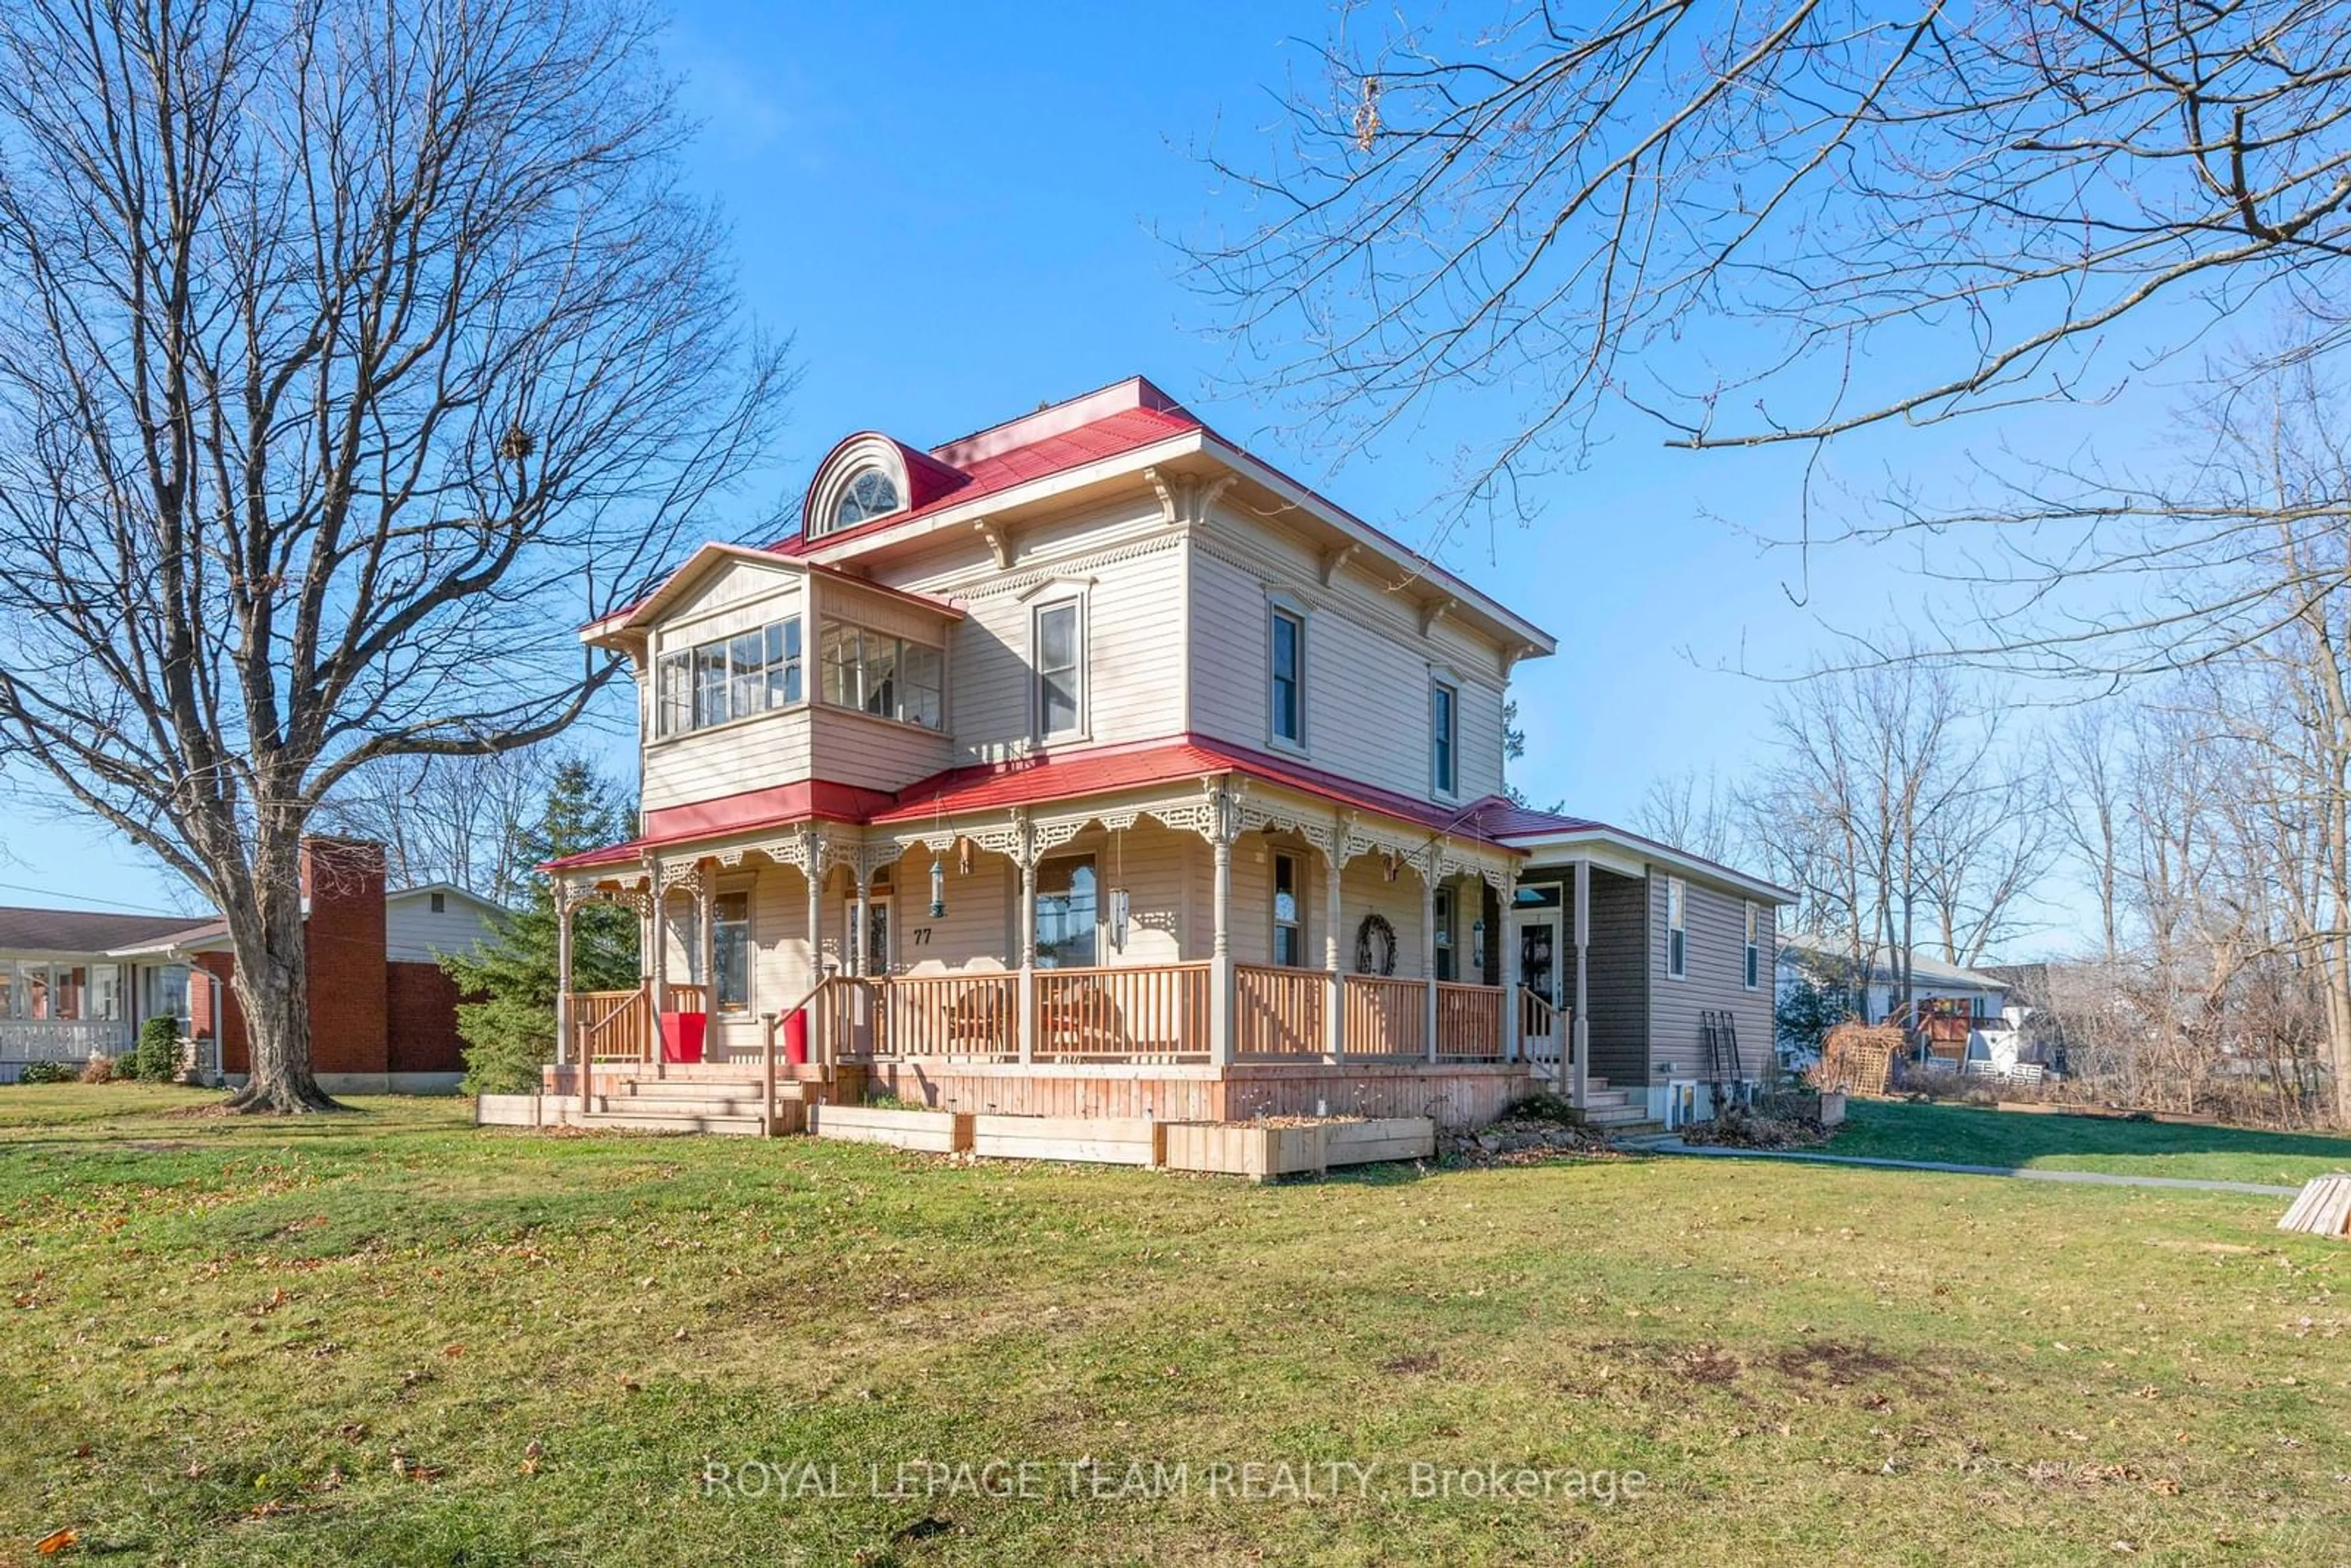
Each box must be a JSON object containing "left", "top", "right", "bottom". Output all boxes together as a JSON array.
[
  {"left": 1159, "top": 1116, "right": 1434, "bottom": 1179},
  {"left": 809, "top": 1102, "right": 972, "bottom": 1153}
]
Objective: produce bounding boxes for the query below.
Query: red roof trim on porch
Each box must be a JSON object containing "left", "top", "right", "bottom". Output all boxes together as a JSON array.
[
  {"left": 870, "top": 733, "right": 1530, "bottom": 848},
  {"left": 543, "top": 778, "right": 899, "bottom": 872}
]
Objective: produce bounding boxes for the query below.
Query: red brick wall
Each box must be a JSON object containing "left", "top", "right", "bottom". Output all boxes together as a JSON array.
[
  {"left": 301, "top": 838, "right": 388, "bottom": 1076},
  {"left": 386, "top": 961, "right": 467, "bottom": 1075}
]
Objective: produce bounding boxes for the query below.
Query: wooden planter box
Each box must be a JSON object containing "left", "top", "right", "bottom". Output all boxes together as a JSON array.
[
  {"left": 969, "top": 1113, "right": 1158, "bottom": 1166},
  {"left": 811, "top": 1103, "right": 972, "bottom": 1153},
  {"left": 1161, "top": 1116, "right": 1435, "bottom": 1180}
]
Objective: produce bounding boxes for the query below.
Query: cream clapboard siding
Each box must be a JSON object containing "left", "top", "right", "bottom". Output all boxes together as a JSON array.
[
  {"left": 870, "top": 500, "right": 1189, "bottom": 768},
  {"left": 1646, "top": 872, "right": 1775, "bottom": 1084},
  {"left": 383, "top": 892, "right": 497, "bottom": 963},
  {"left": 642, "top": 711, "right": 813, "bottom": 812},
  {"left": 1188, "top": 515, "right": 1511, "bottom": 804}
]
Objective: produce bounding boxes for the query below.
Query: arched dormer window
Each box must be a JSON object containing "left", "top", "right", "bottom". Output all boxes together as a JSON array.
[
  {"left": 806, "top": 435, "right": 926, "bottom": 539},
  {"left": 833, "top": 466, "right": 901, "bottom": 531}
]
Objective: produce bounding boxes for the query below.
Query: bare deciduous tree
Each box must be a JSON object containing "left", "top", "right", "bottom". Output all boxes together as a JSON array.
[
  {"left": 0, "top": 0, "right": 788, "bottom": 1111},
  {"left": 1744, "top": 659, "right": 2052, "bottom": 1021},
  {"left": 317, "top": 745, "right": 620, "bottom": 902},
  {"left": 1198, "top": 1, "right": 2351, "bottom": 526}
]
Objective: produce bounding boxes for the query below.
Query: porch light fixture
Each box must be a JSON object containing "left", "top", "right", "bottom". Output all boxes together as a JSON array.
[{"left": 929, "top": 857, "right": 947, "bottom": 920}]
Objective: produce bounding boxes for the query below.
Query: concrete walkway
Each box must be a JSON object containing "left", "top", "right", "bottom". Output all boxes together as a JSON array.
[{"left": 1618, "top": 1136, "right": 2301, "bottom": 1198}]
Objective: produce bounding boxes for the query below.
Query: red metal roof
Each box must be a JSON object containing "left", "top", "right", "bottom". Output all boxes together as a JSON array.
[{"left": 546, "top": 736, "right": 1538, "bottom": 873}]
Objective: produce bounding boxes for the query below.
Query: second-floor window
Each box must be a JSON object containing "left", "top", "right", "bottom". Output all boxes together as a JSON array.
[
  {"left": 1270, "top": 607, "right": 1303, "bottom": 747},
  {"left": 819, "top": 620, "right": 945, "bottom": 730},
  {"left": 1035, "top": 599, "right": 1084, "bottom": 741},
  {"left": 655, "top": 617, "right": 801, "bottom": 737},
  {"left": 1744, "top": 902, "right": 1761, "bottom": 989},
  {"left": 1430, "top": 680, "right": 1458, "bottom": 797},
  {"left": 1666, "top": 876, "right": 1687, "bottom": 980}
]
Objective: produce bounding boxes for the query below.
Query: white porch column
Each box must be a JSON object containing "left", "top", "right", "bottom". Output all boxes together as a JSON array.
[
  {"left": 647, "top": 857, "right": 668, "bottom": 1013},
  {"left": 554, "top": 891, "right": 575, "bottom": 1070},
  {"left": 1210, "top": 827, "right": 1235, "bottom": 1067},
  {"left": 1323, "top": 843, "right": 1346, "bottom": 1062},
  {"left": 850, "top": 864, "right": 871, "bottom": 979},
  {"left": 1573, "top": 858, "right": 1592, "bottom": 1108},
  {"left": 1500, "top": 871, "right": 1522, "bottom": 1063},
  {"left": 1016, "top": 841, "right": 1038, "bottom": 1067},
  {"left": 697, "top": 865, "right": 716, "bottom": 994},
  {"left": 803, "top": 837, "right": 827, "bottom": 1063},
  {"left": 1421, "top": 868, "right": 1439, "bottom": 1064}
]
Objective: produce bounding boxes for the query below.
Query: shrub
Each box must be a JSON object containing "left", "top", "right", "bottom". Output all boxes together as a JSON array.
[
  {"left": 15, "top": 1060, "right": 73, "bottom": 1085},
  {"left": 78, "top": 1054, "right": 115, "bottom": 1084},
  {"left": 134, "top": 1016, "right": 179, "bottom": 1082}
]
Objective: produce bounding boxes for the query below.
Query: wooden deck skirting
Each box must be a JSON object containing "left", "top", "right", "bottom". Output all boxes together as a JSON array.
[{"left": 862, "top": 1060, "right": 1532, "bottom": 1129}]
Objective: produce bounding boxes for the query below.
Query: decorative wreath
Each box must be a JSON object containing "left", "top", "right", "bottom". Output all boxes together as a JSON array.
[{"left": 1353, "top": 912, "right": 1398, "bottom": 977}]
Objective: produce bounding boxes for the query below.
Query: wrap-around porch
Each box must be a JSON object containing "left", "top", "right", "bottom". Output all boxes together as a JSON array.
[{"left": 550, "top": 776, "right": 1577, "bottom": 1119}]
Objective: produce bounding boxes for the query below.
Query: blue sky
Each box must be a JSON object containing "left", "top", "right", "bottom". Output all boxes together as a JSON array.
[{"left": 5, "top": 1, "right": 2139, "bottom": 940}]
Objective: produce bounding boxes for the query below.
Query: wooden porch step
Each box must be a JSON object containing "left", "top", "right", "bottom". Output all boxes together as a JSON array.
[
  {"left": 1584, "top": 1103, "right": 1653, "bottom": 1127},
  {"left": 578, "top": 1109, "right": 771, "bottom": 1136}
]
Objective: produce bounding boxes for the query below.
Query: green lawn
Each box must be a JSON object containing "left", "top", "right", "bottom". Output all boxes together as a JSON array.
[
  {"left": 4, "top": 1085, "right": 2348, "bottom": 1566},
  {"left": 1829, "top": 1098, "right": 2351, "bottom": 1187}
]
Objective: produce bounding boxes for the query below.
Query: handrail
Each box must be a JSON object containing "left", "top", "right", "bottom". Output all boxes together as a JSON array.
[{"left": 760, "top": 967, "right": 836, "bottom": 1137}]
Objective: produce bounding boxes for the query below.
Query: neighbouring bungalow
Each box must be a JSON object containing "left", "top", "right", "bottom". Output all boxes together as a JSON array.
[
  {"left": 527, "top": 377, "right": 1791, "bottom": 1136},
  {"left": 7, "top": 838, "right": 502, "bottom": 1092},
  {"left": 0, "top": 906, "right": 207, "bottom": 1082}
]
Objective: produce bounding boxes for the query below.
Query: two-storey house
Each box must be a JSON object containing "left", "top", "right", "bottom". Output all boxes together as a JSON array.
[{"left": 542, "top": 378, "right": 1787, "bottom": 1132}]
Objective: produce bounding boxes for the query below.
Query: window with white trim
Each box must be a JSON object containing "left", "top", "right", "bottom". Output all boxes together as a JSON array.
[
  {"left": 1430, "top": 680, "right": 1458, "bottom": 797},
  {"left": 1743, "top": 902, "right": 1761, "bottom": 989},
  {"left": 1034, "top": 599, "right": 1084, "bottom": 741},
  {"left": 831, "top": 465, "right": 901, "bottom": 531},
  {"left": 712, "top": 891, "right": 751, "bottom": 1013},
  {"left": 818, "top": 619, "right": 943, "bottom": 730},
  {"left": 1666, "top": 877, "right": 1687, "bottom": 980},
  {"left": 1273, "top": 853, "right": 1305, "bottom": 966},
  {"left": 1434, "top": 886, "right": 1457, "bottom": 981},
  {"left": 1269, "top": 606, "right": 1304, "bottom": 748},
  {"left": 655, "top": 616, "right": 802, "bottom": 737}
]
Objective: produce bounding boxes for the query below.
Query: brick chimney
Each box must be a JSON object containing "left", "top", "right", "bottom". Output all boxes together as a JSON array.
[{"left": 300, "top": 837, "right": 388, "bottom": 1077}]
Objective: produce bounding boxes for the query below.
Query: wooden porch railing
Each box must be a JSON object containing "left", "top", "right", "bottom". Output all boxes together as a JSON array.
[
  {"left": 1520, "top": 988, "right": 1562, "bottom": 1061},
  {"left": 573, "top": 988, "right": 654, "bottom": 1063},
  {"left": 830, "top": 973, "right": 1019, "bottom": 1062},
  {"left": 1434, "top": 981, "right": 1505, "bottom": 1062},
  {"left": 661, "top": 981, "right": 710, "bottom": 1014},
  {"left": 1235, "top": 964, "right": 1327, "bottom": 1059},
  {"left": 1341, "top": 973, "right": 1427, "bottom": 1059},
  {"left": 1034, "top": 962, "right": 1211, "bottom": 1063}
]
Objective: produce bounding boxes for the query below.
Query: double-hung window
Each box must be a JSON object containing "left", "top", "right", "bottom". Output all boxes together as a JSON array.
[
  {"left": 1743, "top": 902, "right": 1761, "bottom": 989},
  {"left": 1270, "top": 607, "right": 1304, "bottom": 748},
  {"left": 1035, "top": 600, "right": 1084, "bottom": 741},
  {"left": 1666, "top": 877, "right": 1688, "bottom": 980},
  {"left": 712, "top": 891, "right": 751, "bottom": 1013},
  {"left": 1272, "top": 853, "right": 1304, "bottom": 966},
  {"left": 1035, "top": 855, "right": 1098, "bottom": 968},
  {"left": 654, "top": 615, "right": 803, "bottom": 737},
  {"left": 1434, "top": 886, "right": 1457, "bottom": 981},
  {"left": 1430, "top": 680, "right": 1458, "bottom": 797}
]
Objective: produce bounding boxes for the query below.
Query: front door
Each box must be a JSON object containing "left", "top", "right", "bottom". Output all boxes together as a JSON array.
[
  {"left": 1516, "top": 911, "right": 1562, "bottom": 1006},
  {"left": 847, "top": 895, "right": 891, "bottom": 977}
]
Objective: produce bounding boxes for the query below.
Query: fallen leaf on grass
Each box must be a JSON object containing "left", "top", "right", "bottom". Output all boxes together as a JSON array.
[{"left": 36, "top": 1527, "right": 77, "bottom": 1555}]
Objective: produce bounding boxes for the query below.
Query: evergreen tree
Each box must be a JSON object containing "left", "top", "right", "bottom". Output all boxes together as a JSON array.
[{"left": 443, "top": 759, "right": 639, "bottom": 1094}]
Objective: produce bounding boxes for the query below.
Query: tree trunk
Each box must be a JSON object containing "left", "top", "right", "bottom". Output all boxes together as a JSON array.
[{"left": 219, "top": 837, "right": 344, "bottom": 1114}]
